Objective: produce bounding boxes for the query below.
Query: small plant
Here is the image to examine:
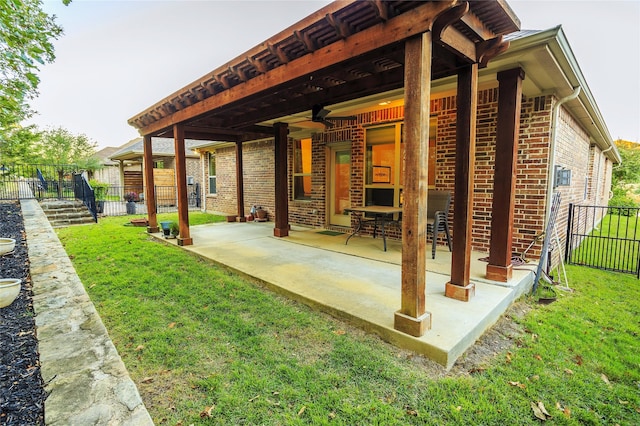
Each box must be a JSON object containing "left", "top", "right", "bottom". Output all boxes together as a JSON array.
[
  {"left": 170, "top": 221, "right": 180, "bottom": 236},
  {"left": 123, "top": 191, "right": 137, "bottom": 202},
  {"left": 89, "top": 180, "right": 109, "bottom": 201}
]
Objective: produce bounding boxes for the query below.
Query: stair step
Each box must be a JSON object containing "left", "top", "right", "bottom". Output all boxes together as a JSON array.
[{"left": 40, "top": 200, "right": 96, "bottom": 228}]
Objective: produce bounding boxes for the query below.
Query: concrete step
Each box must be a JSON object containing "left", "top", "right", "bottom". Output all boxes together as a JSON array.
[{"left": 39, "top": 200, "right": 95, "bottom": 228}]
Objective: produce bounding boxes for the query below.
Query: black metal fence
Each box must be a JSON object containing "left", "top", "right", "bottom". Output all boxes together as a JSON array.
[
  {"left": 565, "top": 203, "right": 640, "bottom": 278},
  {"left": 1, "top": 163, "right": 202, "bottom": 218},
  {"left": 0, "top": 163, "right": 80, "bottom": 200},
  {"left": 95, "top": 185, "right": 201, "bottom": 217}
]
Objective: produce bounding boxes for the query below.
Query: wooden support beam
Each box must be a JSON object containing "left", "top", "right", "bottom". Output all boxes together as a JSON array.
[
  {"left": 143, "top": 135, "right": 159, "bottom": 233},
  {"left": 394, "top": 33, "right": 432, "bottom": 337},
  {"left": 445, "top": 63, "right": 478, "bottom": 302},
  {"left": 174, "top": 124, "right": 193, "bottom": 246},
  {"left": 487, "top": 67, "right": 525, "bottom": 282},
  {"left": 235, "top": 141, "right": 246, "bottom": 222},
  {"left": 273, "top": 123, "right": 289, "bottom": 237}
]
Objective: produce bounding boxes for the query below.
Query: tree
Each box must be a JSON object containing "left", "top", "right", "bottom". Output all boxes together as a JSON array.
[
  {"left": 0, "top": 0, "right": 69, "bottom": 132},
  {"left": 35, "top": 126, "right": 98, "bottom": 197},
  {"left": 0, "top": 124, "right": 41, "bottom": 164},
  {"left": 609, "top": 139, "right": 640, "bottom": 208}
]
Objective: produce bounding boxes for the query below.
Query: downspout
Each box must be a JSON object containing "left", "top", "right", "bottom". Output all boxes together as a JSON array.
[
  {"left": 545, "top": 86, "right": 581, "bottom": 225},
  {"left": 597, "top": 144, "right": 614, "bottom": 204}
]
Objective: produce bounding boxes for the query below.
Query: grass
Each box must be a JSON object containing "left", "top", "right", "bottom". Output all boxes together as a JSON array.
[{"left": 57, "top": 215, "right": 640, "bottom": 425}]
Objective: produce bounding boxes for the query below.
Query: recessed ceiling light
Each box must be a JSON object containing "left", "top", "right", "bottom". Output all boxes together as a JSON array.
[{"left": 378, "top": 101, "right": 392, "bottom": 106}]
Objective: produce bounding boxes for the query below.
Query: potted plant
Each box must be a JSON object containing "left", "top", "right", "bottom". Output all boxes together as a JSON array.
[
  {"left": 170, "top": 221, "right": 180, "bottom": 238},
  {"left": 160, "top": 220, "right": 173, "bottom": 237},
  {"left": 124, "top": 191, "right": 137, "bottom": 215}
]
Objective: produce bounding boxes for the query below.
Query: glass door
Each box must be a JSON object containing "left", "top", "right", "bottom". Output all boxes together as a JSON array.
[{"left": 329, "top": 145, "right": 351, "bottom": 227}]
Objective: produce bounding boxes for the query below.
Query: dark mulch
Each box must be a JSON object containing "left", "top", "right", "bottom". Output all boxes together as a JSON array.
[{"left": 0, "top": 201, "right": 45, "bottom": 425}]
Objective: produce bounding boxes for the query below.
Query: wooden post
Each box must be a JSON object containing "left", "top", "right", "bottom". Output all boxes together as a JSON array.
[
  {"left": 174, "top": 124, "right": 193, "bottom": 246},
  {"left": 394, "top": 33, "right": 432, "bottom": 337},
  {"left": 445, "top": 63, "right": 478, "bottom": 301},
  {"left": 273, "top": 122, "right": 289, "bottom": 237},
  {"left": 486, "top": 68, "right": 525, "bottom": 281},
  {"left": 142, "top": 135, "right": 159, "bottom": 233},
  {"left": 236, "top": 141, "right": 246, "bottom": 222}
]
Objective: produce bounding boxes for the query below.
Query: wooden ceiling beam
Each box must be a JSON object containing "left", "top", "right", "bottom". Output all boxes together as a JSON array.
[
  {"left": 135, "top": 1, "right": 457, "bottom": 136},
  {"left": 221, "top": 67, "right": 404, "bottom": 129}
]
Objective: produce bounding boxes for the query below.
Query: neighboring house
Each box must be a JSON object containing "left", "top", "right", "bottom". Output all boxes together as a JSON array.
[
  {"left": 90, "top": 147, "right": 121, "bottom": 186},
  {"left": 126, "top": 1, "right": 620, "bottom": 338},
  {"left": 110, "top": 137, "right": 203, "bottom": 204}
]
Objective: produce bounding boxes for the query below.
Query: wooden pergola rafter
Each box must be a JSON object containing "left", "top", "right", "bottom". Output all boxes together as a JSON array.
[{"left": 130, "top": 0, "right": 522, "bottom": 337}]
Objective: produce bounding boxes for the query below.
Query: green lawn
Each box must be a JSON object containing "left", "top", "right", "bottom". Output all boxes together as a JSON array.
[{"left": 57, "top": 215, "right": 640, "bottom": 425}]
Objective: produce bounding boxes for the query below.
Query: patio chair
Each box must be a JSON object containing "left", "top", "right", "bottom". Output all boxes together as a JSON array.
[{"left": 427, "top": 190, "right": 452, "bottom": 259}]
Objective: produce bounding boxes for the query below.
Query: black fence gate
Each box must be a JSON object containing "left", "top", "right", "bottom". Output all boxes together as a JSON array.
[{"left": 565, "top": 203, "right": 640, "bottom": 278}]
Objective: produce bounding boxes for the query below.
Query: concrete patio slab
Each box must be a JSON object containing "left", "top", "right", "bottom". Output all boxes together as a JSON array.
[{"left": 154, "top": 221, "right": 535, "bottom": 369}]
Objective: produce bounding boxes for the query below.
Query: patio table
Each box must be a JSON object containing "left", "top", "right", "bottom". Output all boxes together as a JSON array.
[{"left": 344, "top": 205, "right": 402, "bottom": 251}]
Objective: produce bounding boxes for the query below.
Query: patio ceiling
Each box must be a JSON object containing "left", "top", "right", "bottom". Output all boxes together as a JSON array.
[{"left": 128, "top": 0, "right": 519, "bottom": 142}]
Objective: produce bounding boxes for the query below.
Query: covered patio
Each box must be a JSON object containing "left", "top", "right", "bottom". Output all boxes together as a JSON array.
[
  {"left": 152, "top": 221, "right": 534, "bottom": 368},
  {"left": 129, "top": 0, "right": 525, "bottom": 342}
]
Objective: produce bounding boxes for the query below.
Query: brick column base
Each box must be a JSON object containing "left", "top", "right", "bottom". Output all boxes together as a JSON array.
[
  {"left": 394, "top": 311, "right": 432, "bottom": 337},
  {"left": 445, "top": 282, "right": 475, "bottom": 302},
  {"left": 177, "top": 237, "right": 193, "bottom": 246},
  {"left": 486, "top": 263, "right": 512, "bottom": 282}
]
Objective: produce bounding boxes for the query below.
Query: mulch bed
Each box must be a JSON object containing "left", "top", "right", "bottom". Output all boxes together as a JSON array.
[{"left": 0, "top": 201, "right": 45, "bottom": 425}]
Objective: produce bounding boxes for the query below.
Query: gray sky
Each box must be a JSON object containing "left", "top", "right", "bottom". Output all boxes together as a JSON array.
[{"left": 29, "top": 0, "right": 640, "bottom": 149}]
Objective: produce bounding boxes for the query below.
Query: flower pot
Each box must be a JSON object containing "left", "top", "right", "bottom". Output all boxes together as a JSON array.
[
  {"left": 126, "top": 201, "right": 136, "bottom": 215},
  {"left": 0, "top": 278, "right": 21, "bottom": 308},
  {"left": 0, "top": 238, "right": 16, "bottom": 255},
  {"left": 160, "top": 221, "right": 172, "bottom": 237}
]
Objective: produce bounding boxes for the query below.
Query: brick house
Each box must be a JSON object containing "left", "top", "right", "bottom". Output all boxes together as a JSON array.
[
  {"left": 128, "top": 1, "right": 620, "bottom": 337},
  {"left": 194, "top": 26, "right": 619, "bottom": 270}
]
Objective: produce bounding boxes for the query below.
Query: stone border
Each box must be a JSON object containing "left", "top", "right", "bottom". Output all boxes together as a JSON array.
[{"left": 21, "top": 200, "right": 153, "bottom": 425}]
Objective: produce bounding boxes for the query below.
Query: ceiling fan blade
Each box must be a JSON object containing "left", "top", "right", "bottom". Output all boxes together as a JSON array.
[
  {"left": 325, "top": 115, "right": 357, "bottom": 121},
  {"left": 311, "top": 104, "right": 330, "bottom": 121}
]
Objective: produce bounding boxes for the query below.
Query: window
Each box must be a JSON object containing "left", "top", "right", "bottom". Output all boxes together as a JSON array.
[
  {"left": 365, "top": 124, "right": 403, "bottom": 207},
  {"left": 153, "top": 161, "right": 164, "bottom": 169},
  {"left": 208, "top": 152, "right": 216, "bottom": 194},
  {"left": 293, "top": 138, "right": 312, "bottom": 200},
  {"left": 364, "top": 118, "right": 437, "bottom": 207}
]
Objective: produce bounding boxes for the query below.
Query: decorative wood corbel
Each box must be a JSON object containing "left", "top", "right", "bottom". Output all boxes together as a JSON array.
[
  {"left": 371, "top": 0, "right": 389, "bottom": 22},
  {"left": 325, "top": 13, "right": 351, "bottom": 39},
  {"left": 267, "top": 43, "right": 289, "bottom": 65},
  {"left": 477, "top": 36, "right": 509, "bottom": 68},
  {"left": 293, "top": 30, "right": 316, "bottom": 53},
  {"left": 431, "top": 1, "right": 469, "bottom": 42}
]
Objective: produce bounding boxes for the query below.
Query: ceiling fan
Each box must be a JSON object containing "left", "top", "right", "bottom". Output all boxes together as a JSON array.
[{"left": 311, "top": 104, "right": 357, "bottom": 128}]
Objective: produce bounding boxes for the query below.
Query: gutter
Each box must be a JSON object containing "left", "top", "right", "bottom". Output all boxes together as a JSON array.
[{"left": 545, "top": 86, "right": 581, "bottom": 226}]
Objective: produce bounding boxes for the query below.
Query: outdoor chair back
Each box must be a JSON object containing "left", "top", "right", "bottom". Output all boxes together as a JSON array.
[{"left": 426, "top": 190, "right": 452, "bottom": 259}]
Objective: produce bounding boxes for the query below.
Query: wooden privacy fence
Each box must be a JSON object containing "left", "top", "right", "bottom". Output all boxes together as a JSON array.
[{"left": 565, "top": 204, "right": 640, "bottom": 278}]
